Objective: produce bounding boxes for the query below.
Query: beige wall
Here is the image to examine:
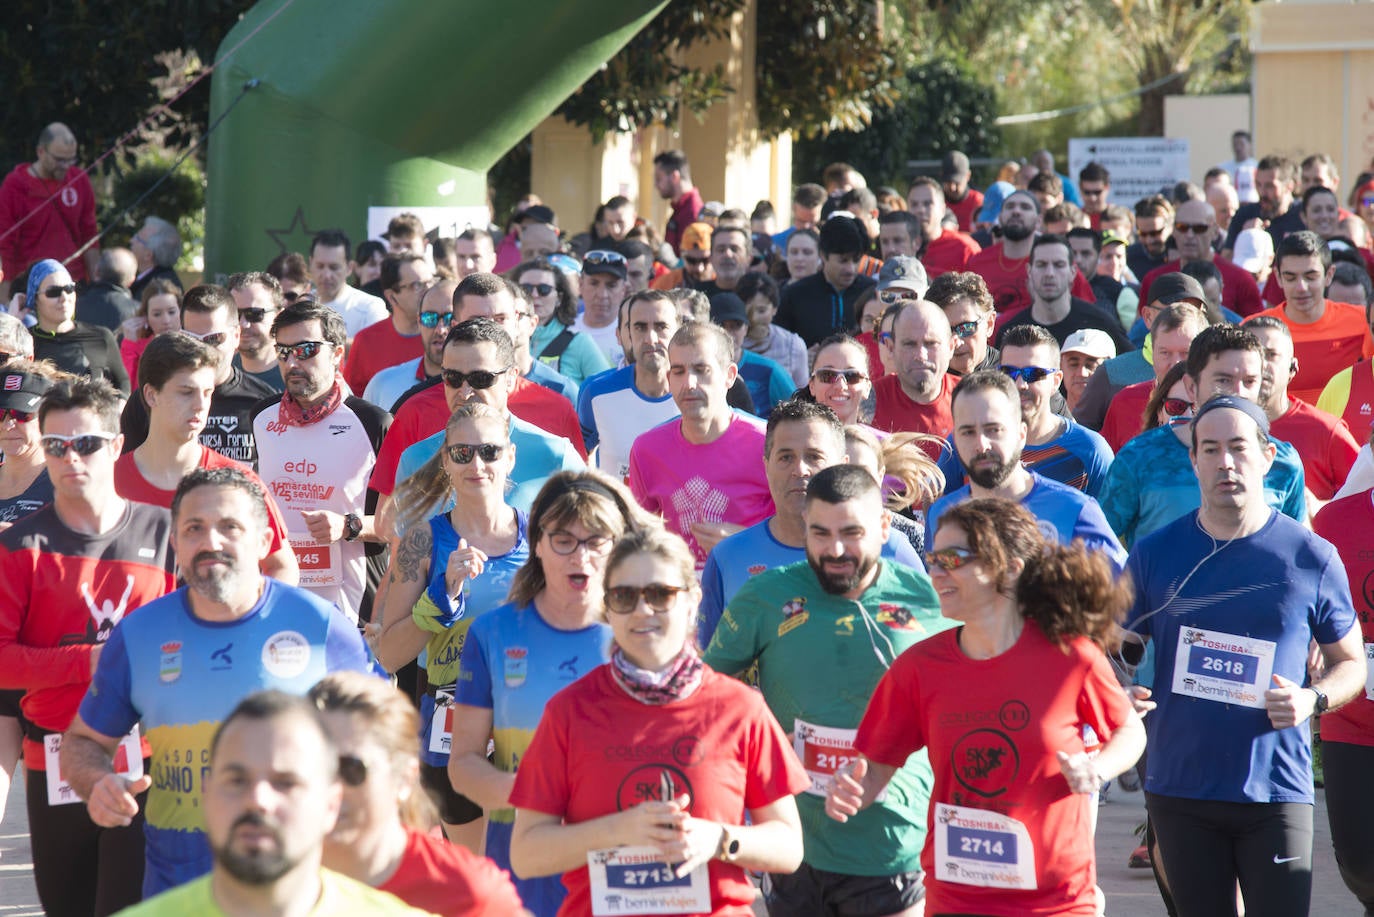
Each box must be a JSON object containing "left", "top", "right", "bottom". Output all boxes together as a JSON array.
[{"left": 1163, "top": 94, "right": 1251, "bottom": 183}]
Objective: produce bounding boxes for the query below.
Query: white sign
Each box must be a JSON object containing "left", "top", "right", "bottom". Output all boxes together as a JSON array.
[
  {"left": 366, "top": 206, "right": 492, "bottom": 244},
  {"left": 1068, "top": 138, "right": 1191, "bottom": 208}
]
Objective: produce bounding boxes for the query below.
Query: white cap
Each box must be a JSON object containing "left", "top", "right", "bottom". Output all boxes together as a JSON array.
[
  {"left": 1232, "top": 227, "right": 1274, "bottom": 274},
  {"left": 1061, "top": 328, "right": 1117, "bottom": 361}
]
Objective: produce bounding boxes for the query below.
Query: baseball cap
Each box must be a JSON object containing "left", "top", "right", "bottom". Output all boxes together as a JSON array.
[
  {"left": 0, "top": 370, "right": 52, "bottom": 413},
  {"left": 709, "top": 293, "right": 748, "bottom": 326},
  {"left": 878, "top": 256, "right": 929, "bottom": 296},
  {"left": 1061, "top": 328, "right": 1117, "bottom": 361},
  {"left": 1100, "top": 229, "right": 1130, "bottom": 249},
  {"left": 681, "top": 222, "right": 713, "bottom": 254},
  {"left": 941, "top": 151, "right": 971, "bottom": 181},
  {"left": 699, "top": 201, "right": 725, "bottom": 220},
  {"left": 1149, "top": 272, "right": 1207, "bottom": 307},
  {"left": 1232, "top": 228, "right": 1274, "bottom": 274},
  {"left": 544, "top": 252, "right": 581, "bottom": 276},
  {"left": 582, "top": 250, "right": 627, "bottom": 281},
  {"left": 517, "top": 204, "right": 557, "bottom": 227}
]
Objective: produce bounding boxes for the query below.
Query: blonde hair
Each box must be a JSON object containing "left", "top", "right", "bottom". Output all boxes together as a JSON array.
[
  {"left": 392, "top": 403, "right": 512, "bottom": 535},
  {"left": 844, "top": 425, "right": 945, "bottom": 511},
  {"left": 604, "top": 526, "right": 700, "bottom": 649}
]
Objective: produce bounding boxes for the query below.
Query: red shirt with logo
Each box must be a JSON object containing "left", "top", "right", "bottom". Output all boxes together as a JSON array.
[
  {"left": 0, "top": 163, "right": 99, "bottom": 282},
  {"left": 1312, "top": 492, "right": 1374, "bottom": 747}
]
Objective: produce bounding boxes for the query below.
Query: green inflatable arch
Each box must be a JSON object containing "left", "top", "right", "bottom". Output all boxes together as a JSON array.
[{"left": 205, "top": 0, "right": 666, "bottom": 276}]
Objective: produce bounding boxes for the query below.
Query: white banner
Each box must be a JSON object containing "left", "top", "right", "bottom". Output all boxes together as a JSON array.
[{"left": 1068, "top": 138, "right": 1191, "bottom": 208}]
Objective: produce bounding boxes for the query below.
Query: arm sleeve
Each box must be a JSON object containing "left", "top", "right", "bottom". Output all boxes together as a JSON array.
[
  {"left": 1311, "top": 547, "right": 1358, "bottom": 646},
  {"left": 77, "top": 624, "right": 139, "bottom": 739},
  {"left": 0, "top": 548, "right": 95, "bottom": 689},
  {"left": 1075, "top": 643, "right": 1134, "bottom": 741}
]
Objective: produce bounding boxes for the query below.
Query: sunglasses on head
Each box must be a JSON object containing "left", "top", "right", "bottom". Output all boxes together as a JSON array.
[
  {"left": 877, "top": 288, "right": 917, "bottom": 306},
  {"left": 0, "top": 408, "right": 34, "bottom": 424},
  {"left": 951, "top": 319, "right": 980, "bottom": 339},
  {"left": 338, "top": 754, "right": 368, "bottom": 787},
  {"left": 442, "top": 368, "right": 508, "bottom": 391},
  {"left": 185, "top": 329, "right": 229, "bottom": 348},
  {"left": 584, "top": 250, "right": 626, "bottom": 266},
  {"left": 275, "top": 340, "right": 328, "bottom": 361},
  {"left": 42, "top": 284, "right": 76, "bottom": 299},
  {"left": 41, "top": 432, "right": 115, "bottom": 458},
  {"left": 812, "top": 368, "right": 867, "bottom": 386},
  {"left": 418, "top": 310, "right": 454, "bottom": 329},
  {"left": 999, "top": 365, "right": 1057, "bottom": 384},
  {"left": 1163, "top": 397, "right": 1191, "bottom": 417},
  {"left": 519, "top": 282, "right": 554, "bottom": 297},
  {"left": 239, "top": 307, "right": 273, "bottom": 324},
  {"left": 445, "top": 442, "right": 505, "bottom": 464},
  {"left": 605, "top": 583, "right": 690, "bottom": 614},
  {"left": 924, "top": 546, "right": 978, "bottom": 572}
]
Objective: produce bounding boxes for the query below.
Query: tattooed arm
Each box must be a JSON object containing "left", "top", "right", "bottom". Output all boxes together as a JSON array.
[{"left": 374, "top": 525, "right": 433, "bottom": 673}]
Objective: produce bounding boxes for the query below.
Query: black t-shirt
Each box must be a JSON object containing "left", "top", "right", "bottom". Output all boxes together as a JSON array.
[
  {"left": 775, "top": 272, "right": 877, "bottom": 347},
  {"left": 994, "top": 298, "right": 1134, "bottom": 354},
  {"left": 74, "top": 282, "right": 136, "bottom": 332},
  {"left": 0, "top": 468, "right": 53, "bottom": 525},
  {"left": 31, "top": 322, "right": 129, "bottom": 396},
  {"left": 1222, "top": 202, "right": 1305, "bottom": 253},
  {"left": 1125, "top": 243, "right": 1168, "bottom": 286},
  {"left": 120, "top": 366, "right": 278, "bottom": 469}
]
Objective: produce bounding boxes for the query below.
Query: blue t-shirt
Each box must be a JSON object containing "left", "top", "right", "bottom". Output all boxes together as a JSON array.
[
  {"left": 1099, "top": 424, "right": 1306, "bottom": 549},
  {"left": 937, "top": 415, "right": 1114, "bottom": 497},
  {"left": 736, "top": 351, "right": 796, "bottom": 420},
  {"left": 396, "top": 416, "right": 584, "bottom": 515},
  {"left": 417, "top": 510, "right": 529, "bottom": 767},
  {"left": 698, "top": 516, "right": 924, "bottom": 645},
  {"left": 78, "top": 580, "right": 376, "bottom": 896},
  {"left": 926, "top": 470, "right": 1127, "bottom": 572},
  {"left": 1125, "top": 510, "right": 1355, "bottom": 804},
  {"left": 454, "top": 601, "right": 611, "bottom": 917}
]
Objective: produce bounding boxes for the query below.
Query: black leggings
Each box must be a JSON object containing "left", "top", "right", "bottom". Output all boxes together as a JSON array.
[
  {"left": 1146, "top": 791, "right": 1313, "bottom": 917},
  {"left": 1324, "top": 741, "right": 1374, "bottom": 914},
  {"left": 26, "top": 765, "right": 147, "bottom": 916}
]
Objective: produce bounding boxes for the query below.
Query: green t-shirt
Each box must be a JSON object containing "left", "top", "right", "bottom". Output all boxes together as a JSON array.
[
  {"left": 114, "top": 868, "right": 436, "bottom": 917},
  {"left": 703, "top": 559, "right": 952, "bottom": 876}
]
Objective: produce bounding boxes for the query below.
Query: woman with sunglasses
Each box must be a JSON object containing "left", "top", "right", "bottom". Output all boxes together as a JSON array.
[
  {"left": 0, "top": 360, "right": 64, "bottom": 527},
  {"left": 375, "top": 403, "right": 528, "bottom": 852},
  {"left": 449, "top": 470, "right": 652, "bottom": 916},
  {"left": 829, "top": 498, "right": 1145, "bottom": 917},
  {"left": 512, "top": 259, "right": 610, "bottom": 386},
  {"left": 25, "top": 259, "right": 129, "bottom": 396},
  {"left": 1140, "top": 362, "right": 1191, "bottom": 436},
  {"left": 312, "top": 671, "right": 529, "bottom": 916},
  {"left": 509, "top": 527, "right": 807, "bottom": 917},
  {"left": 119, "top": 278, "right": 182, "bottom": 385},
  {"left": 805, "top": 333, "right": 875, "bottom": 427}
]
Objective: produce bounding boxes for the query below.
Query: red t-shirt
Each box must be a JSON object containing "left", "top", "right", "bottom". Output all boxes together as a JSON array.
[
  {"left": 113, "top": 446, "right": 290, "bottom": 555},
  {"left": 947, "top": 190, "right": 985, "bottom": 233},
  {"left": 509, "top": 665, "right": 809, "bottom": 917},
  {"left": 1140, "top": 257, "right": 1264, "bottom": 318},
  {"left": 871, "top": 373, "right": 956, "bottom": 458},
  {"left": 369, "top": 377, "right": 586, "bottom": 496},
  {"left": 855, "top": 330, "right": 887, "bottom": 379},
  {"left": 343, "top": 318, "right": 423, "bottom": 395},
  {"left": 1099, "top": 380, "right": 1154, "bottom": 453},
  {"left": 856, "top": 621, "right": 1133, "bottom": 917},
  {"left": 667, "top": 189, "right": 705, "bottom": 256},
  {"left": 923, "top": 230, "right": 981, "bottom": 278},
  {"left": 0, "top": 163, "right": 99, "bottom": 282},
  {"left": 1312, "top": 491, "right": 1374, "bottom": 747},
  {"left": 966, "top": 244, "right": 1096, "bottom": 314},
  {"left": 379, "top": 827, "right": 525, "bottom": 917},
  {"left": 1269, "top": 396, "right": 1360, "bottom": 501},
  {"left": 1248, "top": 301, "right": 1374, "bottom": 405}
]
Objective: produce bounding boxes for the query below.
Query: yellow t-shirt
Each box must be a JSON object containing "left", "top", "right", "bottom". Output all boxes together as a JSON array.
[{"left": 114, "top": 868, "right": 437, "bottom": 917}]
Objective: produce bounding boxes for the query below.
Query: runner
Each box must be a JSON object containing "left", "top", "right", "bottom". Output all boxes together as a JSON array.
[{"left": 510, "top": 526, "right": 808, "bottom": 916}]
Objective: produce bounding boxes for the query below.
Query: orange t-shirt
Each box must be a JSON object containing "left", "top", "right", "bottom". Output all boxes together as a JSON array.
[{"left": 1248, "top": 301, "right": 1374, "bottom": 404}]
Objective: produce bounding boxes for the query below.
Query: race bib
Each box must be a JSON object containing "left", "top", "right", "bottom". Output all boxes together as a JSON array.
[
  {"left": 45, "top": 726, "right": 143, "bottom": 807},
  {"left": 428, "top": 687, "right": 455, "bottom": 755},
  {"left": 587, "top": 846, "right": 710, "bottom": 915},
  {"left": 933, "top": 802, "right": 1036, "bottom": 890},
  {"left": 1364, "top": 643, "right": 1374, "bottom": 701},
  {"left": 1171, "top": 627, "right": 1276, "bottom": 709},
  {"left": 290, "top": 533, "right": 342, "bottom": 589},
  {"left": 792, "top": 718, "right": 883, "bottom": 801}
]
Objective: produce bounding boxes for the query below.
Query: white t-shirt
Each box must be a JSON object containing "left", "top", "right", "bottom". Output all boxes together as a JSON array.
[
  {"left": 324, "top": 285, "right": 389, "bottom": 340},
  {"left": 1218, "top": 156, "right": 1259, "bottom": 203},
  {"left": 570, "top": 315, "right": 623, "bottom": 366}
]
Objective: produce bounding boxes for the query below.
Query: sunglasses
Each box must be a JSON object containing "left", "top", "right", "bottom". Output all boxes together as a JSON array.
[
  {"left": 951, "top": 320, "right": 980, "bottom": 339},
  {"left": 418, "top": 310, "right": 454, "bottom": 329},
  {"left": 239, "top": 307, "right": 273, "bottom": 324},
  {"left": 924, "top": 546, "right": 978, "bottom": 572},
  {"left": 605, "top": 583, "right": 690, "bottom": 614},
  {"left": 547, "top": 530, "right": 613, "bottom": 555},
  {"left": 185, "top": 329, "right": 230, "bottom": 348},
  {"left": 683, "top": 255, "right": 710, "bottom": 267},
  {"left": 1163, "top": 397, "right": 1191, "bottom": 417},
  {"left": 1138, "top": 228, "right": 1166, "bottom": 239},
  {"left": 0, "top": 408, "right": 34, "bottom": 424},
  {"left": 812, "top": 368, "right": 867, "bottom": 386},
  {"left": 275, "top": 340, "right": 328, "bottom": 361},
  {"left": 445, "top": 442, "right": 505, "bottom": 464},
  {"left": 42, "top": 284, "right": 77, "bottom": 299},
  {"left": 999, "top": 365, "right": 1058, "bottom": 384},
  {"left": 40, "top": 432, "right": 115, "bottom": 458},
  {"left": 442, "top": 368, "right": 508, "bottom": 391},
  {"left": 283, "top": 291, "right": 305, "bottom": 303},
  {"left": 338, "top": 754, "right": 368, "bottom": 787},
  {"left": 877, "top": 289, "right": 918, "bottom": 306},
  {"left": 519, "top": 282, "right": 554, "bottom": 297},
  {"left": 584, "top": 250, "right": 627, "bottom": 266},
  {"left": 1172, "top": 223, "right": 1211, "bottom": 236}
]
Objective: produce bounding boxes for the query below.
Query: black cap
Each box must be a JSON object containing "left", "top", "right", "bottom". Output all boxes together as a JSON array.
[
  {"left": 517, "top": 204, "right": 557, "bottom": 226},
  {"left": 1149, "top": 272, "right": 1207, "bottom": 307},
  {"left": 0, "top": 371, "right": 52, "bottom": 413},
  {"left": 710, "top": 293, "right": 748, "bottom": 325},
  {"left": 941, "top": 151, "right": 971, "bottom": 181}
]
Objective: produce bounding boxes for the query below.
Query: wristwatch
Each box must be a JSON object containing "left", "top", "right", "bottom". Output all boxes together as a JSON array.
[
  {"left": 1311, "top": 686, "right": 1329, "bottom": 715},
  {"left": 343, "top": 513, "right": 363, "bottom": 542},
  {"left": 716, "top": 824, "right": 742, "bottom": 863}
]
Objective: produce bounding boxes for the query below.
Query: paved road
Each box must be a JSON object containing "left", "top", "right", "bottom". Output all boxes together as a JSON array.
[{"left": 0, "top": 771, "right": 1361, "bottom": 915}]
